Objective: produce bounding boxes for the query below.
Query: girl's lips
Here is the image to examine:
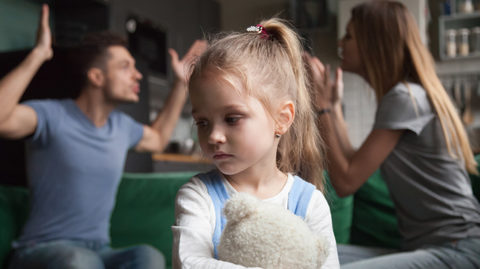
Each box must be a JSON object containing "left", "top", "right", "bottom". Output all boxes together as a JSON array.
[{"left": 213, "top": 153, "right": 233, "bottom": 159}]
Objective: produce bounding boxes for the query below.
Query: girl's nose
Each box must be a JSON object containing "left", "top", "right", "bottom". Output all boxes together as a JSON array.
[{"left": 208, "top": 126, "right": 226, "bottom": 144}]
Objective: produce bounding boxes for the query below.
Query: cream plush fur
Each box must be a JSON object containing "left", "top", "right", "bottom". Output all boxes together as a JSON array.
[{"left": 218, "top": 193, "right": 329, "bottom": 269}]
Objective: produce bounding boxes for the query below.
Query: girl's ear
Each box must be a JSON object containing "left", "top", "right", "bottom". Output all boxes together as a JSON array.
[
  {"left": 87, "top": 67, "right": 105, "bottom": 88},
  {"left": 276, "top": 101, "right": 295, "bottom": 135}
]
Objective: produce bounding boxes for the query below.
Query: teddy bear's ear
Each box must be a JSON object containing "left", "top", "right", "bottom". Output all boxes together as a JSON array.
[
  {"left": 315, "top": 235, "right": 330, "bottom": 267},
  {"left": 223, "top": 193, "right": 259, "bottom": 223}
]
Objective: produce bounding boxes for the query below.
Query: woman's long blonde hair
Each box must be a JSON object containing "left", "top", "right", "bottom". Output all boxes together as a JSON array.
[
  {"left": 351, "top": 0, "right": 477, "bottom": 174},
  {"left": 189, "top": 18, "right": 326, "bottom": 190}
]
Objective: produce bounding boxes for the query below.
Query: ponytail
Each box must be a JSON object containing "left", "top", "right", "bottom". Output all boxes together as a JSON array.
[
  {"left": 260, "top": 18, "right": 326, "bottom": 190},
  {"left": 189, "top": 18, "right": 327, "bottom": 190}
]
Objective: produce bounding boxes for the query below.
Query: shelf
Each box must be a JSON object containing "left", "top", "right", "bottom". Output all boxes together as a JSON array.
[
  {"left": 438, "top": 12, "right": 480, "bottom": 61},
  {"left": 440, "top": 11, "right": 480, "bottom": 21},
  {"left": 442, "top": 51, "right": 480, "bottom": 60}
]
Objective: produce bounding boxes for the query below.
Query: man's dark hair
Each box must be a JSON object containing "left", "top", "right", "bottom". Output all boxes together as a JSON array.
[{"left": 72, "top": 32, "right": 128, "bottom": 94}]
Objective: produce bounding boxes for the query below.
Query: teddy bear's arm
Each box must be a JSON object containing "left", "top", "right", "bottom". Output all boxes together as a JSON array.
[{"left": 304, "top": 190, "right": 341, "bottom": 268}]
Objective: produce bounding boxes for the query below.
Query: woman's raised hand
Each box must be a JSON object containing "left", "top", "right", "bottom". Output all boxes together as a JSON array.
[{"left": 305, "top": 54, "right": 343, "bottom": 110}]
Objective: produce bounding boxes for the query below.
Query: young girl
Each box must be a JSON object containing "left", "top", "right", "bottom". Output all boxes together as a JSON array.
[
  {"left": 307, "top": 0, "right": 480, "bottom": 268},
  {"left": 172, "top": 18, "right": 339, "bottom": 268}
]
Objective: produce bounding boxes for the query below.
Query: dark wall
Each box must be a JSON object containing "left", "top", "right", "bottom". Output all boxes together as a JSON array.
[
  {"left": 0, "top": 48, "right": 81, "bottom": 186},
  {"left": 0, "top": 0, "right": 40, "bottom": 52},
  {"left": 109, "top": 0, "right": 220, "bottom": 172}
]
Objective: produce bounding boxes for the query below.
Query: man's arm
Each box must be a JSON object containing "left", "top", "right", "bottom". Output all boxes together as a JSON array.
[
  {"left": 0, "top": 4, "right": 53, "bottom": 139},
  {"left": 135, "top": 40, "right": 207, "bottom": 153}
]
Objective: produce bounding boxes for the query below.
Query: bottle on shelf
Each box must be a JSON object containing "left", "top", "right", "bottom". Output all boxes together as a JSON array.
[
  {"left": 458, "top": 28, "right": 471, "bottom": 56},
  {"left": 471, "top": 27, "right": 480, "bottom": 54},
  {"left": 446, "top": 29, "right": 458, "bottom": 57},
  {"left": 458, "top": 0, "right": 474, "bottom": 14}
]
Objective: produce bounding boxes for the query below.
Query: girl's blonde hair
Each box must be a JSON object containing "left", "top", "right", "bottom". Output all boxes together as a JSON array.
[
  {"left": 189, "top": 18, "right": 326, "bottom": 190},
  {"left": 351, "top": 0, "right": 477, "bottom": 174}
]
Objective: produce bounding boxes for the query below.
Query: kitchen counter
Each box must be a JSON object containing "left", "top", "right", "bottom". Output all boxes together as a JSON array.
[{"left": 152, "top": 153, "right": 213, "bottom": 172}]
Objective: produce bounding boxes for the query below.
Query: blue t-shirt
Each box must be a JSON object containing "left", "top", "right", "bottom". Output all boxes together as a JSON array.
[{"left": 14, "top": 99, "right": 144, "bottom": 248}]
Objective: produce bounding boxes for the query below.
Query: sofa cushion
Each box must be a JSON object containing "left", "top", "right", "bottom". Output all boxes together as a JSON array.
[
  {"left": 0, "top": 185, "right": 29, "bottom": 268},
  {"left": 324, "top": 173, "right": 353, "bottom": 244},
  {"left": 110, "top": 172, "right": 196, "bottom": 269},
  {"left": 350, "top": 154, "right": 480, "bottom": 250},
  {"left": 350, "top": 170, "right": 402, "bottom": 249}
]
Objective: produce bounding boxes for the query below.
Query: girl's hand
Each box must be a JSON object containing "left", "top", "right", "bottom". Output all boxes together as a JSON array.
[
  {"left": 305, "top": 54, "right": 343, "bottom": 109},
  {"left": 35, "top": 4, "right": 53, "bottom": 61},
  {"left": 169, "top": 40, "right": 208, "bottom": 85}
]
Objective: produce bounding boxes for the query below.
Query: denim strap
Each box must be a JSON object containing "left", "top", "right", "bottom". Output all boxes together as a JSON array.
[
  {"left": 198, "top": 170, "right": 229, "bottom": 259},
  {"left": 199, "top": 171, "right": 315, "bottom": 259},
  {"left": 288, "top": 176, "right": 316, "bottom": 219}
]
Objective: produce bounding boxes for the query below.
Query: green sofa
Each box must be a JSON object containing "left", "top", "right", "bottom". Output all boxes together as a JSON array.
[
  {"left": 1, "top": 155, "right": 479, "bottom": 269},
  {"left": 0, "top": 172, "right": 197, "bottom": 269}
]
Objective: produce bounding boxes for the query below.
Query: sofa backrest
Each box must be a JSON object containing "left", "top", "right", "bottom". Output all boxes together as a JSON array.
[
  {"left": 0, "top": 186, "right": 29, "bottom": 268},
  {"left": 1, "top": 158, "right": 479, "bottom": 268},
  {"left": 110, "top": 172, "right": 196, "bottom": 269}
]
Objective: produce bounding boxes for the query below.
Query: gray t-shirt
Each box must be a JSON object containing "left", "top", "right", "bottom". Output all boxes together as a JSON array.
[
  {"left": 374, "top": 82, "right": 480, "bottom": 250},
  {"left": 14, "top": 99, "right": 144, "bottom": 248}
]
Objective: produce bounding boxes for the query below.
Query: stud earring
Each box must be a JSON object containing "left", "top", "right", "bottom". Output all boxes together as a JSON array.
[{"left": 275, "top": 133, "right": 281, "bottom": 138}]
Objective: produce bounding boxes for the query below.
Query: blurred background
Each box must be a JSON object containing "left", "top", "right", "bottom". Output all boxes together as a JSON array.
[{"left": 0, "top": 0, "right": 479, "bottom": 186}]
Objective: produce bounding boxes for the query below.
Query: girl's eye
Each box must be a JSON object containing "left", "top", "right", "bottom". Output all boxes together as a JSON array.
[
  {"left": 225, "top": 116, "right": 241, "bottom": 125},
  {"left": 195, "top": 120, "right": 208, "bottom": 128}
]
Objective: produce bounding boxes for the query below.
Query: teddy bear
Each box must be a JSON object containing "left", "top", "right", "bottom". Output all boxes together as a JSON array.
[{"left": 217, "top": 192, "right": 329, "bottom": 269}]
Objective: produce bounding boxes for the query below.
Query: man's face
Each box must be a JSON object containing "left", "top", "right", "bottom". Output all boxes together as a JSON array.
[{"left": 102, "top": 46, "right": 143, "bottom": 104}]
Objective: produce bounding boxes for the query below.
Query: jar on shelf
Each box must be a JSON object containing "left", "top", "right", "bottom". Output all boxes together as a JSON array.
[
  {"left": 472, "top": 27, "right": 480, "bottom": 54},
  {"left": 458, "top": 28, "right": 470, "bottom": 56},
  {"left": 446, "top": 29, "right": 457, "bottom": 57},
  {"left": 458, "top": 0, "right": 474, "bottom": 13}
]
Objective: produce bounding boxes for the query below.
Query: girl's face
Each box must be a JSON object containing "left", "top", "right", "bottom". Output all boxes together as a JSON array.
[
  {"left": 339, "top": 21, "right": 363, "bottom": 75},
  {"left": 190, "top": 71, "right": 279, "bottom": 177}
]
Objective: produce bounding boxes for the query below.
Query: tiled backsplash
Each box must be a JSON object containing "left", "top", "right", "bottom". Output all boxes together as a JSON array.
[{"left": 342, "top": 72, "right": 377, "bottom": 147}]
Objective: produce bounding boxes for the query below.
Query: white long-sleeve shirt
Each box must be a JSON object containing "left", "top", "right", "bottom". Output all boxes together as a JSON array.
[{"left": 172, "top": 174, "right": 340, "bottom": 269}]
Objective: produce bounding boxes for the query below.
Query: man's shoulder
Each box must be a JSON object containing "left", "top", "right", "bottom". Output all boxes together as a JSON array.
[{"left": 22, "top": 98, "right": 71, "bottom": 110}]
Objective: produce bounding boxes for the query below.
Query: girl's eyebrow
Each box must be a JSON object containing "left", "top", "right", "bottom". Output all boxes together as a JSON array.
[
  {"left": 223, "top": 104, "right": 248, "bottom": 111},
  {"left": 192, "top": 104, "right": 249, "bottom": 115}
]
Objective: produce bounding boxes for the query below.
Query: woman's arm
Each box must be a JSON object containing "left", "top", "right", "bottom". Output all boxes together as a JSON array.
[
  {"left": 330, "top": 97, "right": 355, "bottom": 159},
  {"left": 307, "top": 55, "right": 403, "bottom": 197},
  {"left": 322, "top": 113, "right": 402, "bottom": 197}
]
